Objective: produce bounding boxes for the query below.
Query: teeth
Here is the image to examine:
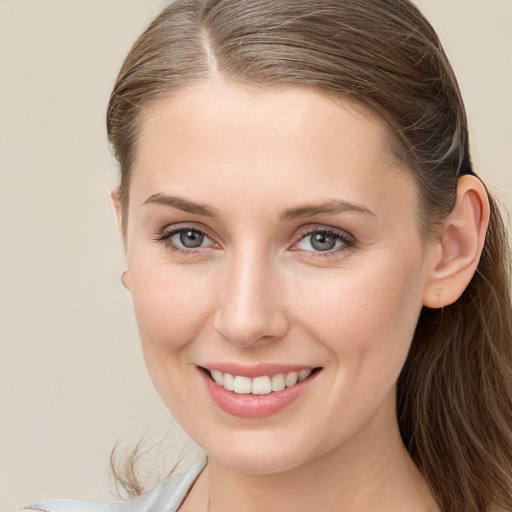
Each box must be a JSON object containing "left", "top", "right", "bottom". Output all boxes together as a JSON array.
[
  {"left": 298, "top": 369, "right": 312, "bottom": 381},
  {"left": 252, "top": 376, "right": 272, "bottom": 395},
  {"left": 285, "top": 372, "right": 298, "bottom": 387},
  {"left": 271, "top": 373, "right": 286, "bottom": 392},
  {"left": 211, "top": 370, "right": 224, "bottom": 386},
  {"left": 223, "top": 373, "right": 234, "bottom": 391},
  {"left": 209, "top": 369, "right": 315, "bottom": 395},
  {"left": 233, "top": 376, "right": 252, "bottom": 394}
]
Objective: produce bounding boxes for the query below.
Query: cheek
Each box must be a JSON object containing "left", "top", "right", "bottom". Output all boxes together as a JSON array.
[
  {"left": 130, "top": 263, "right": 216, "bottom": 360},
  {"left": 293, "top": 255, "right": 424, "bottom": 368},
  {"left": 128, "top": 263, "right": 220, "bottom": 416},
  {"left": 286, "top": 256, "right": 425, "bottom": 443}
]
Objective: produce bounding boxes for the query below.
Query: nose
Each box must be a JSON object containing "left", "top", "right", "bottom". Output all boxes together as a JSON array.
[{"left": 213, "top": 249, "right": 289, "bottom": 347}]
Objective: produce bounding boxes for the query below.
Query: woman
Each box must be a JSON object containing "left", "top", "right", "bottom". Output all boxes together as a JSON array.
[{"left": 24, "top": 0, "right": 512, "bottom": 511}]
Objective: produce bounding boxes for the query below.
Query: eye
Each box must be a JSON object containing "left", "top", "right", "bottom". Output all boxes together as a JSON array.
[
  {"left": 172, "top": 229, "right": 207, "bottom": 248},
  {"left": 295, "top": 229, "right": 353, "bottom": 253},
  {"left": 157, "top": 226, "right": 216, "bottom": 253}
]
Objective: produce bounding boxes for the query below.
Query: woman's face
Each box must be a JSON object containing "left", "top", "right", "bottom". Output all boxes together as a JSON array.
[{"left": 122, "top": 83, "right": 435, "bottom": 474}]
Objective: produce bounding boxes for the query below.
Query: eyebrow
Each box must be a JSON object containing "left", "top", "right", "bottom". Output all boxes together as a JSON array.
[
  {"left": 280, "top": 200, "right": 375, "bottom": 221},
  {"left": 143, "top": 193, "right": 374, "bottom": 220},
  {"left": 143, "top": 193, "right": 218, "bottom": 217}
]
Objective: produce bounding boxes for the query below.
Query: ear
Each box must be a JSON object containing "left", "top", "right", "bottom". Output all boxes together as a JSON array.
[
  {"left": 111, "top": 187, "right": 124, "bottom": 234},
  {"left": 422, "top": 175, "right": 490, "bottom": 308},
  {"left": 111, "top": 187, "right": 131, "bottom": 290}
]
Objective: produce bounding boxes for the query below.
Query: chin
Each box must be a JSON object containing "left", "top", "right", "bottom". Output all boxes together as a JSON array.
[
  {"left": 197, "top": 427, "right": 326, "bottom": 475},
  {"left": 212, "top": 448, "right": 310, "bottom": 475}
]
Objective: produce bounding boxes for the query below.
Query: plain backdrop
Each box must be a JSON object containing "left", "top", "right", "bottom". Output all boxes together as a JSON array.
[{"left": 0, "top": 0, "right": 511, "bottom": 509}]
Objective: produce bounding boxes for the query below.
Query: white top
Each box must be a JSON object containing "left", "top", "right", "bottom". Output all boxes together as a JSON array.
[{"left": 22, "top": 461, "right": 206, "bottom": 512}]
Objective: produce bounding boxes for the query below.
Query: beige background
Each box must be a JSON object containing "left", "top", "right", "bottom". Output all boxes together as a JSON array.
[{"left": 0, "top": 0, "right": 511, "bottom": 509}]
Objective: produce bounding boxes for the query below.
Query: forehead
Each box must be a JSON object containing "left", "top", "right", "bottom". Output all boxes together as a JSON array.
[
  {"left": 137, "top": 83, "right": 390, "bottom": 159},
  {"left": 130, "top": 82, "right": 417, "bottom": 219}
]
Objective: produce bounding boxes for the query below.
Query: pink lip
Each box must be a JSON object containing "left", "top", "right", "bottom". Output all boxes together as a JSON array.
[
  {"left": 202, "top": 362, "right": 316, "bottom": 378},
  {"left": 199, "top": 367, "right": 321, "bottom": 419}
]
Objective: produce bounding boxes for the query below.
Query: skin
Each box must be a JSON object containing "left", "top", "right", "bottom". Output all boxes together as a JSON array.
[{"left": 113, "top": 81, "right": 489, "bottom": 511}]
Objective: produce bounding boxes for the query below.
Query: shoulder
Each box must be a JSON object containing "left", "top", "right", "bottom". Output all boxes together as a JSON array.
[{"left": 20, "top": 460, "right": 206, "bottom": 512}]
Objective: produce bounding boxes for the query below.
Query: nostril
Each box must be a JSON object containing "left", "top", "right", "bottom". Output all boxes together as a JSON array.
[{"left": 213, "top": 309, "right": 289, "bottom": 347}]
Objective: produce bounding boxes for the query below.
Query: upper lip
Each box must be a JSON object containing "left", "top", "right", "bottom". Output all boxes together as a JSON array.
[{"left": 200, "top": 363, "right": 320, "bottom": 378}]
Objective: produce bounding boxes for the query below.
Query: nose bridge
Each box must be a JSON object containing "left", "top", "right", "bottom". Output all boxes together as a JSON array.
[{"left": 214, "top": 244, "right": 288, "bottom": 346}]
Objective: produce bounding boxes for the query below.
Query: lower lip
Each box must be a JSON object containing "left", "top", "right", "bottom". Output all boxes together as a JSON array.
[{"left": 200, "top": 369, "right": 320, "bottom": 419}]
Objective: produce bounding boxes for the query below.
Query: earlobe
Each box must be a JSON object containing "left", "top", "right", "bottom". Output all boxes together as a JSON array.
[
  {"left": 121, "top": 270, "right": 130, "bottom": 291},
  {"left": 422, "top": 175, "right": 490, "bottom": 308}
]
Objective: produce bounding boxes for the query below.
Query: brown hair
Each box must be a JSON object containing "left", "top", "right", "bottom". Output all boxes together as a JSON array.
[{"left": 107, "top": 1, "right": 512, "bottom": 510}]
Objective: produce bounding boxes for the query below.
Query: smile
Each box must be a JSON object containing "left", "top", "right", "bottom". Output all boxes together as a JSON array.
[
  {"left": 199, "top": 364, "right": 322, "bottom": 418},
  {"left": 208, "top": 368, "right": 314, "bottom": 395}
]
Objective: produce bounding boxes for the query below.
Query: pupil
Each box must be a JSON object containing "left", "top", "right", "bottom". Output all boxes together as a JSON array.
[
  {"left": 180, "top": 230, "right": 204, "bottom": 248},
  {"left": 311, "top": 232, "right": 335, "bottom": 251}
]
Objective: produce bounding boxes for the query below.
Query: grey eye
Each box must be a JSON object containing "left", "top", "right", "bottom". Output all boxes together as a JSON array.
[
  {"left": 310, "top": 232, "right": 336, "bottom": 251},
  {"left": 176, "top": 230, "right": 205, "bottom": 248},
  {"left": 296, "top": 230, "right": 344, "bottom": 252}
]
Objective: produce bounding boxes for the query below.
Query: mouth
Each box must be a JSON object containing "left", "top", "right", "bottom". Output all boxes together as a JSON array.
[
  {"left": 199, "top": 365, "right": 323, "bottom": 418},
  {"left": 201, "top": 367, "right": 322, "bottom": 396}
]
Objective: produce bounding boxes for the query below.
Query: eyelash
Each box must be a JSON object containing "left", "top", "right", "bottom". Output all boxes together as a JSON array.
[
  {"left": 293, "top": 226, "right": 356, "bottom": 257},
  {"left": 156, "top": 224, "right": 217, "bottom": 255},
  {"left": 155, "top": 224, "right": 356, "bottom": 257}
]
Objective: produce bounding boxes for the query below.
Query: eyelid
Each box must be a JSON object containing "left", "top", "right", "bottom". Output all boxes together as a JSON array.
[
  {"left": 156, "top": 222, "right": 220, "bottom": 251},
  {"left": 291, "top": 224, "right": 357, "bottom": 253},
  {"left": 296, "top": 224, "right": 355, "bottom": 241},
  {"left": 155, "top": 222, "right": 355, "bottom": 256}
]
